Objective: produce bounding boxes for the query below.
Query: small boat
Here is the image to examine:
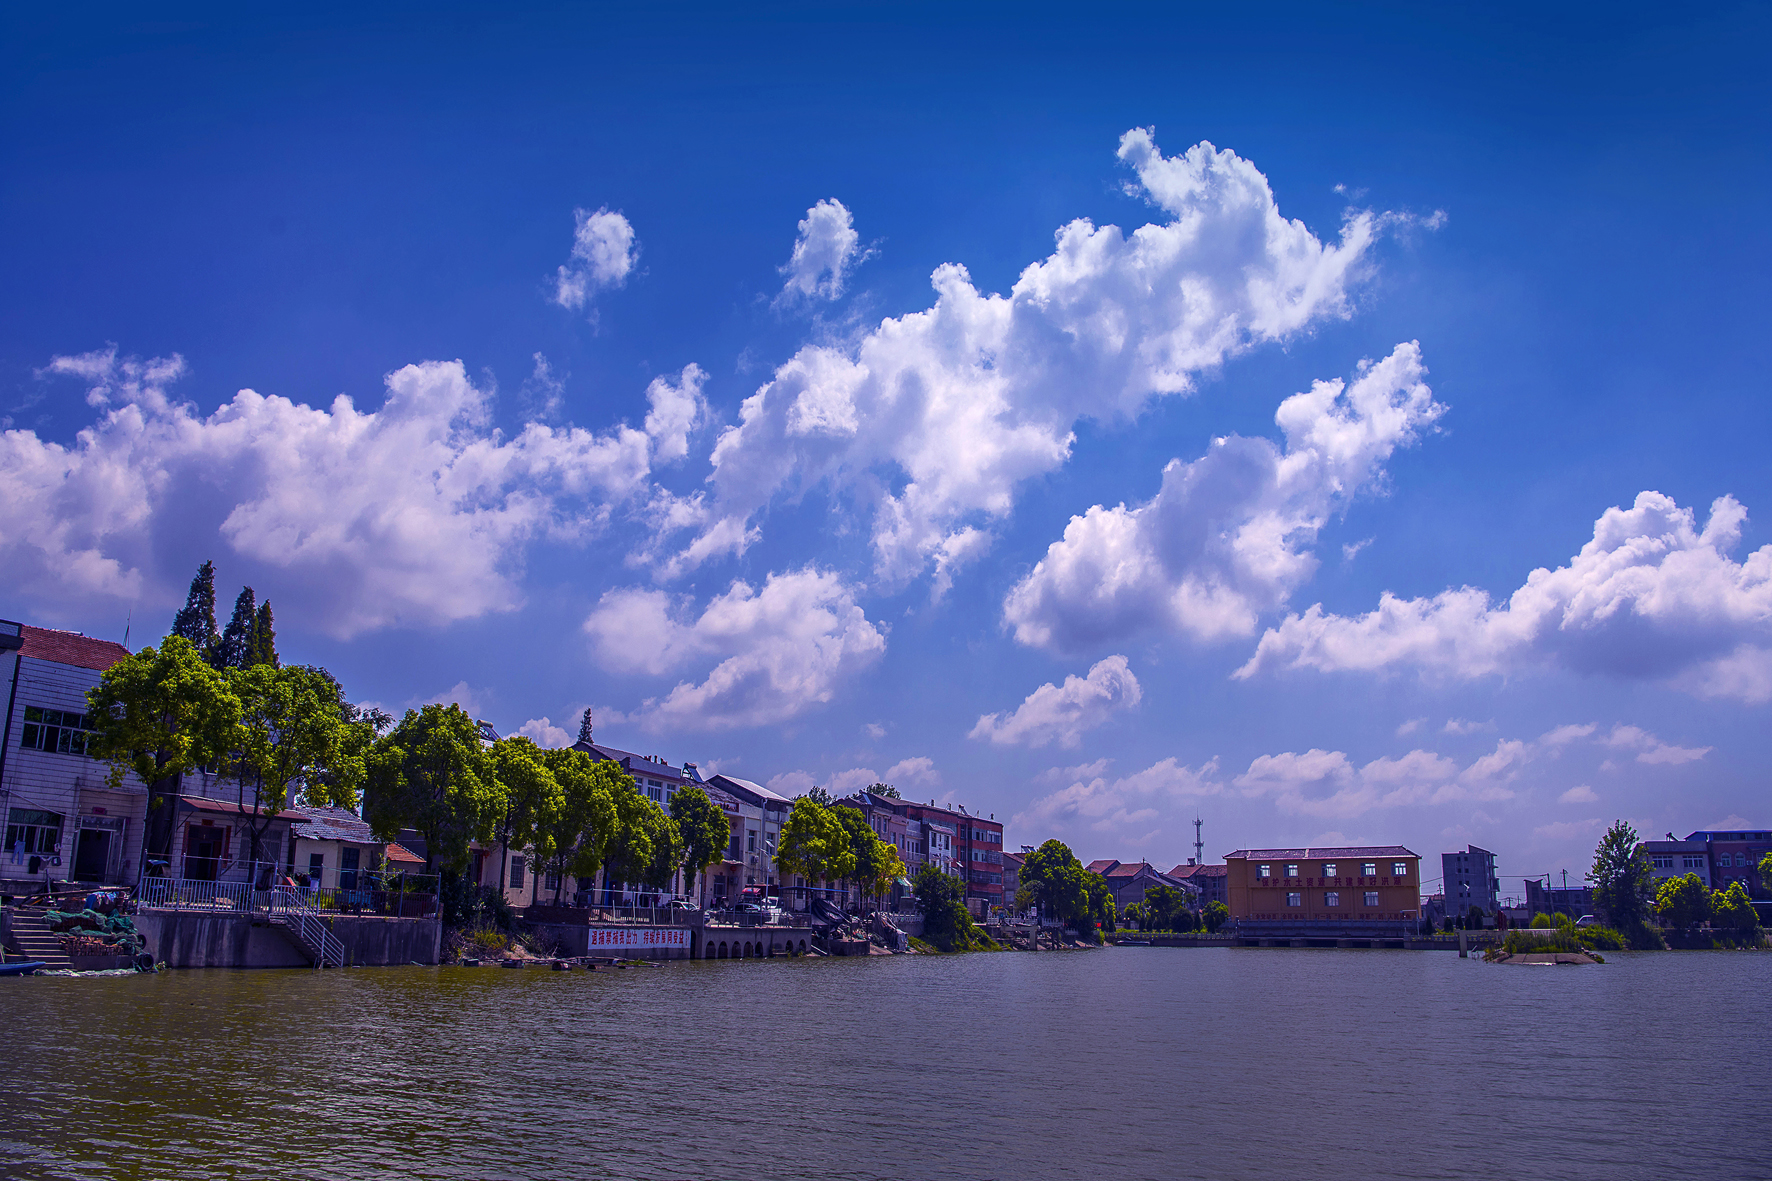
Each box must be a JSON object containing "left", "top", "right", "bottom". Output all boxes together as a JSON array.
[
  {"left": 0, "top": 961, "right": 47, "bottom": 976},
  {"left": 1117, "top": 939, "right": 1152, "bottom": 946}
]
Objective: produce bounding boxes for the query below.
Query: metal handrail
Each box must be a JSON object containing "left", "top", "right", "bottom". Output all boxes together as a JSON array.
[{"left": 268, "top": 888, "right": 345, "bottom": 968}]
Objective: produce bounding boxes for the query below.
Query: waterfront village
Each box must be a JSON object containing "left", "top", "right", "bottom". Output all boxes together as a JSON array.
[{"left": 4, "top": 595, "right": 1769, "bottom": 973}]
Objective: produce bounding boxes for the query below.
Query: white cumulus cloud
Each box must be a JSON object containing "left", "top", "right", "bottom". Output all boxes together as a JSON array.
[
  {"left": 1003, "top": 343, "right": 1441, "bottom": 650},
  {"left": 650, "top": 130, "right": 1383, "bottom": 589},
  {"left": 969, "top": 655, "right": 1141, "bottom": 749},
  {"left": 583, "top": 567, "right": 887, "bottom": 732},
  {"left": 554, "top": 207, "right": 638, "bottom": 310},
  {"left": 1014, "top": 756, "right": 1221, "bottom": 843},
  {"left": 517, "top": 717, "right": 573, "bottom": 749},
  {"left": 778, "top": 198, "right": 869, "bottom": 303},
  {"left": 1238, "top": 491, "right": 1772, "bottom": 702},
  {"left": 2, "top": 349, "right": 661, "bottom": 636},
  {"left": 1559, "top": 784, "right": 1598, "bottom": 804}
]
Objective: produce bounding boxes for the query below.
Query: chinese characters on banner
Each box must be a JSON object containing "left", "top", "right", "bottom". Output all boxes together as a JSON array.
[{"left": 586, "top": 927, "right": 690, "bottom": 950}]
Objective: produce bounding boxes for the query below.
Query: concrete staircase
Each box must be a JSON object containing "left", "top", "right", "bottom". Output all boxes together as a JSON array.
[{"left": 5, "top": 909, "right": 75, "bottom": 969}]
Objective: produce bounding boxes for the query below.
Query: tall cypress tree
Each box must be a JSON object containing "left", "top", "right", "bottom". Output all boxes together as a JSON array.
[
  {"left": 220, "top": 586, "right": 257, "bottom": 669},
  {"left": 247, "top": 600, "right": 278, "bottom": 668},
  {"left": 169, "top": 560, "right": 221, "bottom": 664}
]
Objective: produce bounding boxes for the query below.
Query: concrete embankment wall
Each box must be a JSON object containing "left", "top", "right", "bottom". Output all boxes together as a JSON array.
[
  {"left": 524, "top": 921, "right": 818, "bottom": 961},
  {"left": 135, "top": 912, "right": 442, "bottom": 968}
]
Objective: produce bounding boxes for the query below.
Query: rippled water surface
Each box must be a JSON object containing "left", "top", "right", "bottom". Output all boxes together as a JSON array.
[{"left": 2, "top": 948, "right": 1768, "bottom": 1180}]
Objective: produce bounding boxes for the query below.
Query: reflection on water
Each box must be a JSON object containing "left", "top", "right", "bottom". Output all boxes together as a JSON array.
[{"left": 1, "top": 949, "right": 1767, "bottom": 1180}]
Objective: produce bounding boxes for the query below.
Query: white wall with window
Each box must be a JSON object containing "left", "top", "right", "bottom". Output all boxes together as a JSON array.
[{"left": 1, "top": 624, "right": 144, "bottom": 889}]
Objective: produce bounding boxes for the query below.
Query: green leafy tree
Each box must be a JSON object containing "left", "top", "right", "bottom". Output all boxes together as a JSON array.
[
  {"left": 645, "top": 812, "right": 684, "bottom": 893},
  {"left": 670, "top": 786, "right": 731, "bottom": 902},
  {"left": 225, "top": 663, "right": 364, "bottom": 869},
  {"left": 169, "top": 561, "right": 221, "bottom": 666},
  {"left": 1202, "top": 900, "right": 1229, "bottom": 933},
  {"left": 801, "top": 785, "right": 834, "bottom": 806},
  {"left": 1656, "top": 872, "right": 1710, "bottom": 930},
  {"left": 490, "top": 737, "right": 566, "bottom": 904},
  {"left": 1588, "top": 821, "right": 1658, "bottom": 945},
  {"left": 1709, "top": 881, "right": 1760, "bottom": 936},
  {"left": 776, "top": 797, "right": 856, "bottom": 892},
  {"left": 602, "top": 776, "right": 673, "bottom": 899},
  {"left": 913, "top": 862, "right": 994, "bottom": 952},
  {"left": 538, "top": 748, "right": 621, "bottom": 903},
  {"left": 364, "top": 704, "right": 504, "bottom": 874},
  {"left": 85, "top": 636, "right": 243, "bottom": 860},
  {"left": 1142, "top": 884, "right": 1194, "bottom": 932},
  {"left": 831, "top": 804, "right": 906, "bottom": 910},
  {"left": 868, "top": 782, "right": 901, "bottom": 799},
  {"left": 1015, "top": 838, "right": 1103, "bottom": 935},
  {"left": 1758, "top": 851, "right": 1772, "bottom": 900}
]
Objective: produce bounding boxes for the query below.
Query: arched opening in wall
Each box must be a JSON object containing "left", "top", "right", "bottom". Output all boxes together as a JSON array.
[
  {"left": 717, "top": 942, "right": 728, "bottom": 959},
  {"left": 798, "top": 939, "right": 807, "bottom": 955},
  {"left": 744, "top": 942, "right": 754, "bottom": 958}
]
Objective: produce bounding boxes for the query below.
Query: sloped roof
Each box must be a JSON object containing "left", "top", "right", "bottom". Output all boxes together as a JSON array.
[
  {"left": 1084, "top": 859, "right": 1120, "bottom": 875},
  {"left": 384, "top": 841, "right": 424, "bottom": 864},
  {"left": 20, "top": 625, "right": 131, "bottom": 672},
  {"left": 178, "top": 795, "right": 308, "bottom": 821},
  {"left": 709, "top": 773, "right": 793, "bottom": 806},
  {"left": 574, "top": 741, "right": 694, "bottom": 784},
  {"left": 292, "top": 805, "right": 377, "bottom": 844},
  {"left": 1170, "top": 863, "right": 1229, "bottom": 880},
  {"left": 1225, "top": 846, "right": 1417, "bottom": 860}
]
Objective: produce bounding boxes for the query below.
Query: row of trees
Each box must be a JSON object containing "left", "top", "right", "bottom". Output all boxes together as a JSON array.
[
  {"left": 1587, "top": 820, "right": 1764, "bottom": 948},
  {"left": 773, "top": 795, "right": 909, "bottom": 905},
  {"left": 1123, "top": 884, "right": 1229, "bottom": 934},
  {"left": 88, "top": 566, "right": 731, "bottom": 905},
  {"left": 170, "top": 561, "right": 278, "bottom": 671}
]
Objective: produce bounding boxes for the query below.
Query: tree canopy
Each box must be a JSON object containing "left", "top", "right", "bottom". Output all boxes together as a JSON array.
[
  {"left": 670, "top": 786, "right": 730, "bottom": 899},
  {"left": 364, "top": 704, "right": 504, "bottom": 874},
  {"left": 225, "top": 663, "right": 364, "bottom": 865},
  {"left": 776, "top": 797, "right": 856, "bottom": 887},
  {"left": 85, "top": 635, "right": 244, "bottom": 857},
  {"left": 1588, "top": 820, "right": 1655, "bottom": 937},
  {"left": 539, "top": 747, "right": 621, "bottom": 901},
  {"left": 831, "top": 805, "right": 906, "bottom": 906},
  {"left": 1709, "top": 881, "right": 1760, "bottom": 935},
  {"left": 913, "top": 862, "right": 994, "bottom": 952},
  {"left": 1015, "top": 838, "right": 1110, "bottom": 935},
  {"left": 1655, "top": 872, "right": 1710, "bottom": 929}
]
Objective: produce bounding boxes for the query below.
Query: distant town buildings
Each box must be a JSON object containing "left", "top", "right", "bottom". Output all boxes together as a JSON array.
[
  {"left": 1524, "top": 878, "right": 1595, "bottom": 919},
  {"left": 1683, "top": 828, "right": 1770, "bottom": 896},
  {"left": 1441, "top": 845, "right": 1499, "bottom": 917},
  {"left": 1085, "top": 859, "right": 1199, "bottom": 915},
  {"left": 1168, "top": 860, "right": 1227, "bottom": 909}
]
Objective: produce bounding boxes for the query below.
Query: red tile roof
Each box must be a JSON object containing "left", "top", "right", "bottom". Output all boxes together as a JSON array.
[
  {"left": 179, "top": 795, "right": 310, "bottom": 821},
  {"left": 1169, "top": 863, "right": 1228, "bottom": 879},
  {"left": 1225, "top": 846, "right": 1418, "bottom": 859},
  {"left": 385, "top": 842, "right": 425, "bottom": 864},
  {"left": 20, "top": 624, "right": 131, "bottom": 672},
  {"left": 1084, "top": 859, "right": 1120, "bottom": 874}
]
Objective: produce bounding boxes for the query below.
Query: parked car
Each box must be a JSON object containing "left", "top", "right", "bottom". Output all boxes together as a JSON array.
[{"left": 1574, "top": 915, "right": 1598, "bottom": 928}]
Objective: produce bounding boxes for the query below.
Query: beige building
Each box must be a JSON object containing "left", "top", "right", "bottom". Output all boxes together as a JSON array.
[{"left": 1225, "top": 845, "right": 1420, "bottom": 936}]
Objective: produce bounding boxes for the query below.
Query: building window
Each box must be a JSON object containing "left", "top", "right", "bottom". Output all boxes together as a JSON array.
[
  {"left": 19, "top": 707, "right": 92, "bottom": 756},
  {"left": 1361, "top": 862, "right": 1377, "bottom": 877},
  {"left": 1683, "top": 856, "right": 1703, "bottom": 869},
  {"left": 509, "top": 856, "right": 525, "bottom": 889},
  {"left": 545, "top": 869, "right": 562, "bottom": 891},
  {"left": 6, "top": 808, "right": 63, "bottom": 856},
  {"left": 1257, "top": 864, "right": 1271, "bottom": 879},
  {"left": 1364, "top": 891, "right": 1379, "bottom": 907},
  {"left": 1324, "top": 891, "right": 1340, "bottom": 907},
  {"left": 1391, "top": 862, "right": 1408, "bottom": 876},
  {"left": 1322, "top": 863, "right": 1338, "bottom": 878},
  {"left": 747, "top": 830, "right": 757, "bottom": 853},
  {"left": 1286, "top": 892, "right": 1302, "bottom": 907},
  {"left": 1284, "top": 863, "right": 1299, "bottom": 877}
]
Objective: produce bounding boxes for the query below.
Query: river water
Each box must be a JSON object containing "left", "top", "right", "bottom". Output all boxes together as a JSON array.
[{"left": 2, "top": 947, "right": 1767, "bottom": 1180}]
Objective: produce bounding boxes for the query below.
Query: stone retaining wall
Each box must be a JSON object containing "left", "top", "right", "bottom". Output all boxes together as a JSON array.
[{"left": 134, "top": 911, "right": 442, "bottom": 968}]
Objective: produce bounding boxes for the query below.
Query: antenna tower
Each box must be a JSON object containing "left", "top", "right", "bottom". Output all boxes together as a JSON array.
[{"left": 1193, "top": 817, "right": 1204, "bottom": 865}]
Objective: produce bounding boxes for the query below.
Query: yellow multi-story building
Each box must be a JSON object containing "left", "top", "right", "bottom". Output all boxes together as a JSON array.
[{"left": 1225, "top": 846, "right": 1420, "bottom": 936}]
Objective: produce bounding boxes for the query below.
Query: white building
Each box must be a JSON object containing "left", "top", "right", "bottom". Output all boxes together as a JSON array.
[
  {"left": 1, "top": 621, "right": 141, "bottom": 890},
  {"left": 1641, "top": 838, "right": 1711, "bottom": 889}
]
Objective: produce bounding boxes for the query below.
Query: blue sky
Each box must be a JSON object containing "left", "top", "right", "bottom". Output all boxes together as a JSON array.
[{"left": 5, "top": 4, "right": 1769, "bottom": 899}]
